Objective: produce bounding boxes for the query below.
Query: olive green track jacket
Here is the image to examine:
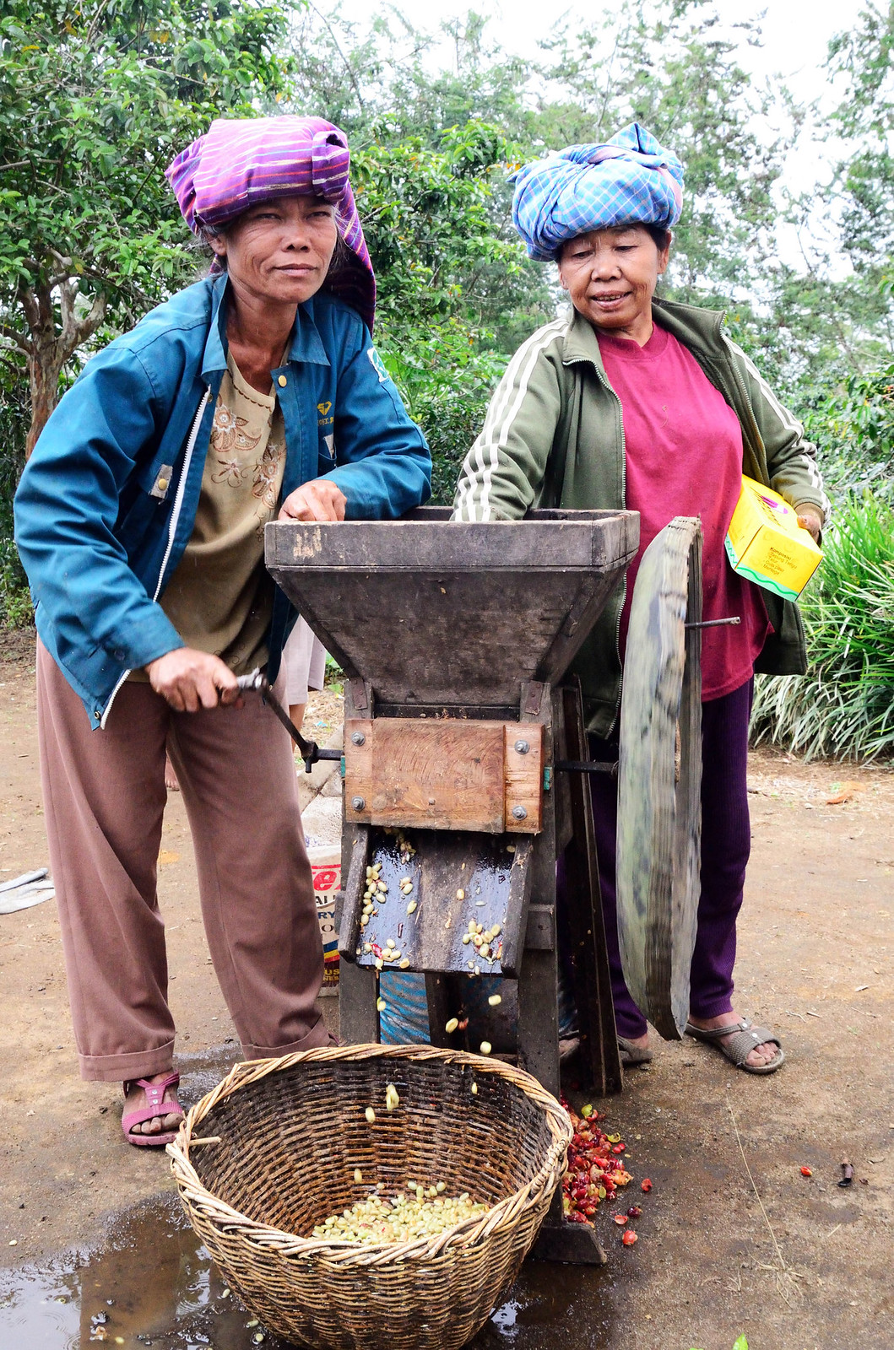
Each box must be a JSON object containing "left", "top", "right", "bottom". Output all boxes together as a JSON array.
[{"left": 452, "top": 299, "right": 830, "bottom": 737}]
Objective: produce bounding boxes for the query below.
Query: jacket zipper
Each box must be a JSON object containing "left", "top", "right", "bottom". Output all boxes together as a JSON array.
[
  {"left": 590, "top": 361, "right": 628, "bottom": 732},
  {"left": 99, "top": 388, "right": 211, "bottom": 729}
]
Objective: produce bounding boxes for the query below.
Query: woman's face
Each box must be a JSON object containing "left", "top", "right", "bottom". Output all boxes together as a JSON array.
[
  {"left": 558, "top": 225, "right": 669, "bottom": 336},
  {"left": 209, "top": 196, "right": 339, "bottom": 308}
]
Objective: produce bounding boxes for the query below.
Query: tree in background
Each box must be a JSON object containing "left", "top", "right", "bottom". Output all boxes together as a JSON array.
[
  {"left": 1, "top": 0, "right": 892, "bottom": 753},
  {"left": 0, "top": 0, "right": 289, "bottom": 452},
  {"left": 818, "top": 0, "right": 892, "bottom": 354},
  {"left": 348, "top": 124, "right": 524, "bottom": 500}
]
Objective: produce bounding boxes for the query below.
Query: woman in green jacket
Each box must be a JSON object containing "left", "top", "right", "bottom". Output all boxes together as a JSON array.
[{"left": 453, "top": 123, "right": 828, "bottom": 1074}]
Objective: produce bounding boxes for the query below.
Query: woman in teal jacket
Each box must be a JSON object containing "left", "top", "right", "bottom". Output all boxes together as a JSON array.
[{"left": 15, "top": 116, "right": 430, "bottom": 1146}]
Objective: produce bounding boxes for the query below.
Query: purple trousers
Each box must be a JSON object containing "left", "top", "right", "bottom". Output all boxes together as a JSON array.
[{"left": 565, "top": 679, "right": 753, "bottom": 1041}]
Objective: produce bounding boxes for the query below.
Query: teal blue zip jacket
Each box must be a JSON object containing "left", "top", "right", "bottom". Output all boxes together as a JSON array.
[{"left": 14, "top": 275, "right": 431, "bottom": 727}]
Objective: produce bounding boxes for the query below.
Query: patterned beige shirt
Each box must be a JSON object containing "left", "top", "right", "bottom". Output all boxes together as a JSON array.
[{"left": 156, "top": 352, "right": 286, "bottom": 675}]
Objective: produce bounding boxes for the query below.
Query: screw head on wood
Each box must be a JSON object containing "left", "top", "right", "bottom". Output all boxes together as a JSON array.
[
  {"left": 352, "top": 796, "right": 366, "bottom": 811},
  {"left": 511, "top": 805, "right": 528, "bottom": 820},
  {"left": 351, "top": 731, "right": 366, "bottom": 745},
  {"left": 514, "top": 739, "right": 530, "bottom": 754}
]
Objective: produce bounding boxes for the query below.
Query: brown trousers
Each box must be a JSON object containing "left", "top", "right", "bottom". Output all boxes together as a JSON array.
[{"left": 36, "top": 641, "right": 328, "bottom": 1082}]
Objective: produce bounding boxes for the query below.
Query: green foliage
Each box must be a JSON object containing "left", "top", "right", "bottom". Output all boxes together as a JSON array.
[
  {"left": 776, "top": 3, "right": 893, "bottom": 391},
  {"left": 826, "top": 2, "right": 893, "bottom": 277},
  {"left": 345, "top": 123, "right": 521, "bottom": 501},
  {"left": 0, "top": 0, "right": 288, "bottom": 304},
  {"left": 323, "top": 651, "right": 344, "bottom": 691},
  {"left": 539, "top": 1, "right": 786, "bottom": 304},
  {"left": 352, "top": 124, "right": 525, "bottom": 336},
  {"left": 379, "top": 320, "right": 508, "bottom": 504},
  {"left": 804, "top": 364, "right": 894, "bottom": 505},
  {"left": 0, "top": 0, "right": 291, "bottom": 443},
  {"left": 751, "top": 494, "right": 894, "bottom": 761},
  {"left": 0, "top": 374, "right": 31, "bottom": 626},
  {"left": 689, "top": 1338, "right": 748, "bottom": 1350}
]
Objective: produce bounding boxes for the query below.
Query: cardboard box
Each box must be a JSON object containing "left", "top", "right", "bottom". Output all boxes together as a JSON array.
[
  {"left": 308, "top": 845, "right": 341, "bottom": 992},
  {"left": 725, "top": 476, "right": 822, "bottom": 601}
]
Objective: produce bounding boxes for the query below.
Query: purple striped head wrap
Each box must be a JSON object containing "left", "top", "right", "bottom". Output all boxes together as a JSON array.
[{"left": 166, "top": 116, "right": 376, "bottom": 330}]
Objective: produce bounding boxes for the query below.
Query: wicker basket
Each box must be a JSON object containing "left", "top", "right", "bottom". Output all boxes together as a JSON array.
[{"left": 167, "top": 1044, "right": 571, "bottom": 1350}]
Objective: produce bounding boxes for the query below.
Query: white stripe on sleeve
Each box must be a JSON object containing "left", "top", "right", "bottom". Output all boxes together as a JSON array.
[{"left": 454, "top": 318, "right": 566, "bottom": 521}]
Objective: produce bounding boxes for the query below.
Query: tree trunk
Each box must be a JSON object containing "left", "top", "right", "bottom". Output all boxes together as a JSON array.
[
  {"left": 25, "top": 338, "right": 65, "bottom": 457},
  {"left": 20, "top": 272, "right": 107, "bottom": 457}
]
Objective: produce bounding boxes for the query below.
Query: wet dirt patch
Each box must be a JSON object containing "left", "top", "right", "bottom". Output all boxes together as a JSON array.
[{"left": 0, "top": 1193, "right": 618, "bottom": 1350}]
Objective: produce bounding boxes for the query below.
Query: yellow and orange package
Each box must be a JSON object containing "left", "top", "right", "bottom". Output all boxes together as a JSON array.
[{"left": 725, "top": 476, "right": 822, "bottom": 601}]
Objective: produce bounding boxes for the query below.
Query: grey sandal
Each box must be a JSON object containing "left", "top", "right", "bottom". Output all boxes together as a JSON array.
[
  {"left": 618, "top": 1036, "right": 653, "bottom": 1066},
  {"left": 685, "top": 1018, "right": 785, "bottom": 1075}
]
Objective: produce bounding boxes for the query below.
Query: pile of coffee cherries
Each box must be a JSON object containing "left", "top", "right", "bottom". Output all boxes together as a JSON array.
[{"left": 561, "top": 1098, "right": 650, "bottom": 1244}]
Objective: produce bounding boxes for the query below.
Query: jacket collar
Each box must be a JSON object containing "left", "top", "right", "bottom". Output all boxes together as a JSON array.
[
  {"left": 560, "top": 296, "right": 726, "bottom": 370},
  {"left": 562, "top": 307, "right": 606, "bottom": 371},
  {"left": 200, "top": 275, "right": 331, "bottom": 379}
]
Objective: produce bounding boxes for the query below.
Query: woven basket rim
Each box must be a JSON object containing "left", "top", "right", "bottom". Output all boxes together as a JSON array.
[{"left": 168, "top": 1043, "right": 572, "bottom": 1267}]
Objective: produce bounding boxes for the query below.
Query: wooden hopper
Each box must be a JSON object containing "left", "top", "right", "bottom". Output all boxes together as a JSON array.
[{"left": 266, "top": 507, "right": 638, "bottom": 711}]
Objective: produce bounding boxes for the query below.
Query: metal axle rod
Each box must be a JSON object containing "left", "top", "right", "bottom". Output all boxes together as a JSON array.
[
  {"left": 554, "top": 760, "right": 619, "bottom": 776},
  {"left": 236, "top": 668, "right": 342, "bottom": 773},
  {"left": 684, "top": 616, "right": 741, "bottom": 629}
]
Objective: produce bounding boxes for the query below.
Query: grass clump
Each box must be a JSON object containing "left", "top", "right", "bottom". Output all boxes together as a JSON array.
[{"left": 750, "top": 492, "right": 893, "bottom": 761}]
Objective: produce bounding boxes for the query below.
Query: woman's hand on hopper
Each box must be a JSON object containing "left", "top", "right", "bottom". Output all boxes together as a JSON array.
[
  {"left": 796, "top": 506, "right": 823, "bottom": 542},
  {"left": 279, "top": 479, "right": 347, "bottom": 522},
  {"left": 145, "top": 649, "right": 241, "bottom": 712}
]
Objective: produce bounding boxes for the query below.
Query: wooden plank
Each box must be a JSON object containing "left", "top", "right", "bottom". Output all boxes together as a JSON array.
[
  {"left": 370, "top": 719, "right": 505, "bottom": 832},
  {"left": 343, "top": 718, "right": 545, "bottom": 834},
  {"left": 516, "top": 684, "right": 560, "bottom": 1097},
  {"left": 523, "top": 904, "right": 555, "bottom": 951},
  {"left": 552, "top": 689, "right": 574, "bottom": 855},
  {"left": 504, "top": 723, "right": 544, "bottom": 833},
  {"left": 616, "top": 518, "right": 703, "bottom": 1040},
  {"left": 559, "top": 680, "right": 623, "bottom": 1096},
  {"left": 267, "top": 511, "right": 639, "bottom": 573},
  {"left": 496, "top": 837, "right": 534, "bottom": 975},
  {"left": 669, "top": 531, "right": 703, "bottom": 1030},
  {"left": 529, "top": 1196, "right": 608, "bottom": 1265},
  {"left": 337, "top": 959, "right": 380, "bottom": 1044},
  {"left": 517, "top": 946, "right": 560, "bottom": 1099},
  {"left": 343, "top": 719, "right": 373, "bottom": 823},
  {"left": 336, "top": 830, "right": 369, "bottom": 962}
]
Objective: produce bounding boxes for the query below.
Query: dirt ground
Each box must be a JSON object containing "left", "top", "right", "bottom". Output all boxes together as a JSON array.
[{"left": 0, "top": 628, "right": 892, "bottom": 1350}]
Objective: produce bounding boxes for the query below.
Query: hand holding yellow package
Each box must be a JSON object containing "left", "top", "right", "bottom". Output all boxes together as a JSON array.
[{"left": 725, "top": 476, "right": 822, "bottom": 601}]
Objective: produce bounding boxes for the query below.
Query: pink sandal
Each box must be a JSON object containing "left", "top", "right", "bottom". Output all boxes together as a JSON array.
[{"left": 121, "top": 1072, "right": 184, "bottom": 1147}]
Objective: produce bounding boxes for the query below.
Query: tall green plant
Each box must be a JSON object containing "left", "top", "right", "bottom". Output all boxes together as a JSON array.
[{"left": 750, "top": 494, "right": 894, "bottom": 760}]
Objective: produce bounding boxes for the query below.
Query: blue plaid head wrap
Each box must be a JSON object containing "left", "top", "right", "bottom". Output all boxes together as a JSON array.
[{"left": 512, "top": 122, "right": 684, "bottom": 262}]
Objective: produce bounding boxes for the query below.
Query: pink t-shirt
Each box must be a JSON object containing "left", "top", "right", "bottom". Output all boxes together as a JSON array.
[{"left": 597, "top": 324, "right": 769, "bottom": 700}]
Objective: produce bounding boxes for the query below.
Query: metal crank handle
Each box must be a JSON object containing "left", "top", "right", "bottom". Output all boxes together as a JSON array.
[{"left": 236, "top": 669, "right": 342, "bottom": 772}]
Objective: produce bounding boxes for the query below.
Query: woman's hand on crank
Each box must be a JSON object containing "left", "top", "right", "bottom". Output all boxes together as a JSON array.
[
  {"left": 797, "top": 505, "right": 824, "bottom": 542},
  {"left": 279, "top": 478, "right": 347, "bottom": 522},
  {"left": 145, "top": 649, "right": 241, "bottom": 712}
]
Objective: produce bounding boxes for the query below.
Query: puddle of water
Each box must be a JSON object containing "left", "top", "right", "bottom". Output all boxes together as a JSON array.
[
  {"left": 0, "top": 1195, "right": 283, "bottom": 1350},
  {"left": 0, "top": 1193, "right": 615, "bottom": 1349}
]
